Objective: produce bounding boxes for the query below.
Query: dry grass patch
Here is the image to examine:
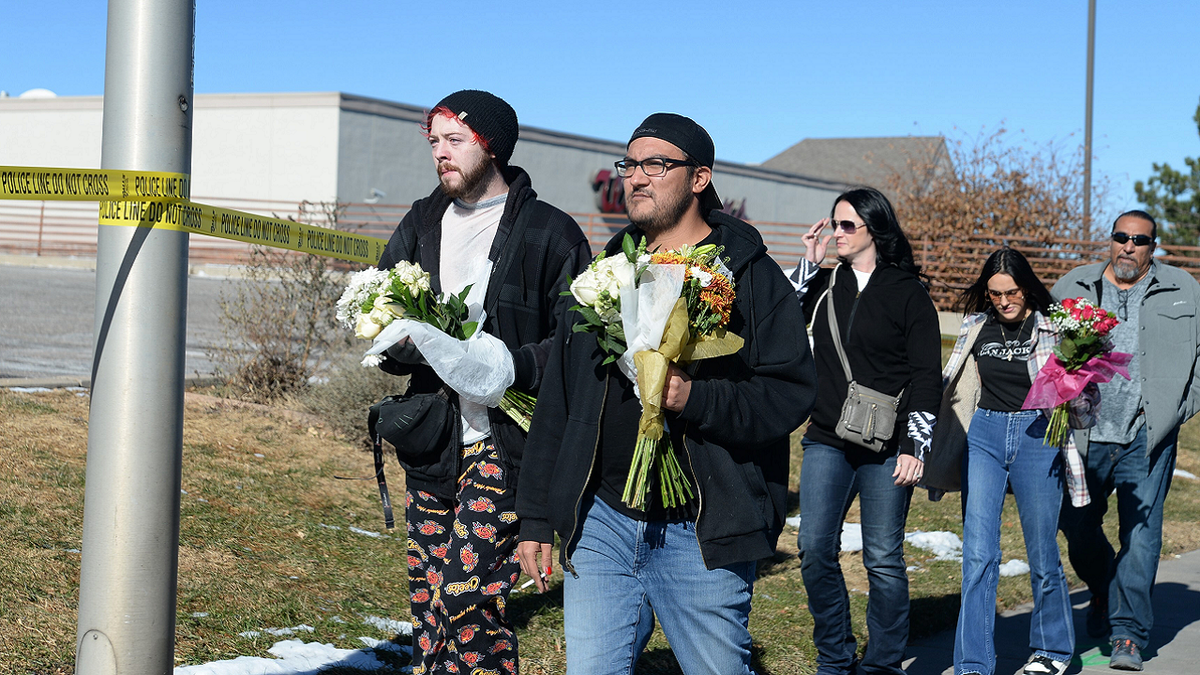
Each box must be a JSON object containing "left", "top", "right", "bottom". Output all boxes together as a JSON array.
[{"left": 3, "top": 386, "right": 1199, "bottom": 675}]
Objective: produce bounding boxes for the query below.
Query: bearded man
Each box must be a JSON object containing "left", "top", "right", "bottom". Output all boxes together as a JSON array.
[
  {"left": 1055, "top": 210, "right": 1200, "bottom": 671},
  {"left": 516, "top": 113, "right": 816, "bottom": 674},
  {"left": 375, "top": 90, "right": 590, "bottom": 674}
]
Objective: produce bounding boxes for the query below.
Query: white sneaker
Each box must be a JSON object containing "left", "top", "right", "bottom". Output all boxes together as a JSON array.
[{"left": 1023, "top": 654, "right": 1067, "bottom": 675}]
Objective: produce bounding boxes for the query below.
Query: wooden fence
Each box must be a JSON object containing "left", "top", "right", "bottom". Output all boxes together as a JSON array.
[{"left": 5, "top": 198, "right": 1200, "bottom": 310}]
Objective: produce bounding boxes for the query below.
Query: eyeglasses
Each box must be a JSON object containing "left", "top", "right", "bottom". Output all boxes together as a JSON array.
[
  {"left": 831, "top": 219, "right": 863, "bottom": 234},
  {"left": 1112, "top": 232, "right": 1154, "bottom": 246},
  {"left": 614, "top": 157, "right": 696, "bottom": 177},
  {"left": 987, "top": 288, "right": 1024, "bottom": 301}
]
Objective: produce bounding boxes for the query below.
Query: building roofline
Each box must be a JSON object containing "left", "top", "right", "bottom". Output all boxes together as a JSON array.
[{"left": 0, "top": 91, "right": 848, "bottom": 190}]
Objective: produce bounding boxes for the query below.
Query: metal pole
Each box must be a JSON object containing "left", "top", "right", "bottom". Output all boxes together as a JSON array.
[
  {"left": 75, "top": 2, "right": 194, "bottom": 674},
  {"left": 1083, "top": 0, "right": 1096, "bottom": 238}
]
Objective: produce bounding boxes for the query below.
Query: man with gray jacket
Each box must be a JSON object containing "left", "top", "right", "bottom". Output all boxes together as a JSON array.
[{"left": 1054, "top": 209, "right": 1200, "bottom": 671}]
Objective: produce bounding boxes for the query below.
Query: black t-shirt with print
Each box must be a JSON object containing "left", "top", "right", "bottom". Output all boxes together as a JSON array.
[{"left": 974, "top": 317, "right": 1035, "bottom": 412}]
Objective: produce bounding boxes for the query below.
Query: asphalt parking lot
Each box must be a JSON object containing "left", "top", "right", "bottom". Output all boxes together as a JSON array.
[{"left": 0, "top": 259, "right": 231, "bottom": 383}]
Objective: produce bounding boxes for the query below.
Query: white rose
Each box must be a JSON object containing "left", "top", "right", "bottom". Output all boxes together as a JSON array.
[
  {"left": 391, "top": 260, "right": 431, "bottom": 295},
  {"left": 367, "top": 306, "right": 395, "bottom": 329},
  {"left": 373, "top": 294, "right": 404, "bottom": 319},
  {"left": 599, "top": 254, "right": 637, "bottom": 294},
  {"left": 355, "top": 314, "right": 383, "bottom": 340},
  {"left": 571, "top": 266, "right": 602, "bottom": 306}
]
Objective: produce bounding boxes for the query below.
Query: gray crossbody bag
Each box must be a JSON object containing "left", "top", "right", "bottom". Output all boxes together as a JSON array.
[{"left": 823, "top": 265, "right": 903, "bottom": 452}]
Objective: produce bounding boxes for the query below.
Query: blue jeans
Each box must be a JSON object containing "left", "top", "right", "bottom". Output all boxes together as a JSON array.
[
  {"left": 797, "top": 439, "right": 912, "bottom": 675},
  {"left": 955, "top": 409, "right": 1074, "bottom": 675},
  {"left": 1060, "top": 425, "right": 1177, "bottom": 649},
  {"left": 563, "top": 494, "right": 757, "bottom": 675}
]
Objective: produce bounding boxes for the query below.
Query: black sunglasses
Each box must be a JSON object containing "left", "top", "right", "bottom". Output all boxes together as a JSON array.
[
  {"left": 831, "top": 219, "right": 863, "bottom": 234},
  {"left": 1112, "top": 232, "right": 1154, "bottom": 247}
]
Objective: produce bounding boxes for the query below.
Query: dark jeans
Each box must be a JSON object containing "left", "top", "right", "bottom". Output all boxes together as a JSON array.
[
  {"left": 798, "top": 439, "right": 913, "bottom": 675},
  {"left": 1059, "top": 425, "right": 1177, "bottom": 649}
]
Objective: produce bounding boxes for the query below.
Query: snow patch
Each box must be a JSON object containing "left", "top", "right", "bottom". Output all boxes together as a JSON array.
[
  {"left": 174, "top": 637, "right": 411, "bottom": 674},
  {"left": 361, "top": 615, "right": 413, "bottom": 636},
  {"left": 999, "top": 559, "right": 1030, "bottom": 577},
  {"left": 349, "top": 526, "right": 385, "bottom": 538},
  {"left": 905, "top": 530, "right": 963, "bottom": 561}
]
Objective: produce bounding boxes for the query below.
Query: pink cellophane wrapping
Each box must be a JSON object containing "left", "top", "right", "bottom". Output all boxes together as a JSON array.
[{"left": 1022, "top": 350, "right": 1133, "bottom": 410}]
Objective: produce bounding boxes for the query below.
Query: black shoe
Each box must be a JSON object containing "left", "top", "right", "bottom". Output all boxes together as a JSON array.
[
  {"left": 1110, "top": 639, "right": 1143, "bottom": 671},
  {"left": 1023, "top": 654, "right": 1067, "bottom": 675},
  {"left": 1087, "top": 593, "right": 1110, "bottom": 639}
]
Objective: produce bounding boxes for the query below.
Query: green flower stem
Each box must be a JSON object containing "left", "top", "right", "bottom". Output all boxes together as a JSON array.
[
  {"left": 1043, "top": 403, "right": 1070, "bottom": 448},
  {"left": 498, "top": 389, "right": 536, "bottom": 433},
  {"left": 622, "top": 436, "right": 693, "bottom": 510}
]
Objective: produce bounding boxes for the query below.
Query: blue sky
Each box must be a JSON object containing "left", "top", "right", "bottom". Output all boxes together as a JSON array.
[{"left": 3, "top": 1, "right": 1198, "bottom": 210}]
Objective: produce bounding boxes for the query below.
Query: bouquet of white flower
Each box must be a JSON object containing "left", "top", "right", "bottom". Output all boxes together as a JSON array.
[
  {"left": 336, "top": 261, "right": 442, "bottom": 344},
  {"left": 338, "top": 260, "right": 533, "bottom": 427},
  {"left": 568, "top": 235, "right": 743, "bottom": 510}
]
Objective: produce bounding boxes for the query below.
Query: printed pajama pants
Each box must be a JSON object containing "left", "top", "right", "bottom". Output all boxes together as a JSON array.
[{"left": 406, "top": 440, "right": 521, "bottom": 674}]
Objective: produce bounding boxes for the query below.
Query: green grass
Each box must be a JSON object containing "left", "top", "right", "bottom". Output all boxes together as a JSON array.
[{"left": 3, "top": 385, "right": 1200, "bottom": 675}]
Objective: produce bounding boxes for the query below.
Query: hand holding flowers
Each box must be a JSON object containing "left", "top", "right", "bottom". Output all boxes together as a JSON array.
[
  {"left": 337, "top": 260, "right": 529, "bottom": 426},
  {"left": 1022, "top": 297, "right": 1132, "bottom": 446},
  {"left": 568, "top": 234, "right": 743, "bottom": 510}
]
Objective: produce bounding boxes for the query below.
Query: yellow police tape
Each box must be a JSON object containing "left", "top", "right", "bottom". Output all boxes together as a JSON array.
[
  {"left": 1, "top": 165, "right": 190, "bottom": 202},
  {"left": 98, "top": 199, "right": 386, "bottom": 265},
  {"left": 1, "top": 165, "right": 387, "bottom": 265}
]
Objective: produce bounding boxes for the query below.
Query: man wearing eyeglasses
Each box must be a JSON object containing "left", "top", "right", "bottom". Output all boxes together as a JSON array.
[
  {"left": 516, "top": 113, "right": 816, "bottom": 674},
  {"left": 1054, "top": 209, "right": 1200, "bottom": 671}
]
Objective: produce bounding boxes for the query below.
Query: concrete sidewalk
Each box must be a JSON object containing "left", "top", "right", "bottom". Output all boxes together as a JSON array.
[{"left": 904, "top": 548, "right": 1200, "bottom": 674}]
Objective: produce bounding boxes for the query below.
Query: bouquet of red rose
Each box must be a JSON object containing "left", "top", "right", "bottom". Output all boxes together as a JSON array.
[{"left": 1021, "top": 297, "right": 1132, "bottom": 446}]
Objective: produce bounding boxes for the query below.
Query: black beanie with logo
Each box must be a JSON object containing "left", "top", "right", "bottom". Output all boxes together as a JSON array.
[{"left": 432, "top": 90, "right": 519, "bottom": 166}]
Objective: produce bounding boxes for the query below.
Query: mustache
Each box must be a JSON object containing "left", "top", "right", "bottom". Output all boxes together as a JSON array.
[{"left": 437, "top": 162, "right": 459, "bottom": 175}]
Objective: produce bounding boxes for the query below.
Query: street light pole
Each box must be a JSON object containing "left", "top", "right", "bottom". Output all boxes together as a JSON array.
[
  {"left": 1084, "top": 0, "right": 1096, "bottom": 239},
  {"left": 75, "top": 2, "right": 195, "bottom": 673}
]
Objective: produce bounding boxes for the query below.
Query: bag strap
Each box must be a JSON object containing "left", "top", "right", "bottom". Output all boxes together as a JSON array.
[
  {"left": 825, "top": 263, "right": 855, "bottom": 383},
  {"left": 332, "top": 400, "right": 395, "bottom": 529},
  {"left": 825, "top": 264, "right": 905, "bottom": 404}
]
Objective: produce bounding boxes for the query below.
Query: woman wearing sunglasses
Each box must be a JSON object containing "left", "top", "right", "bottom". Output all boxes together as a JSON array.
[
  {"left": 789, "top": 187, "right": 942, "bottom": 675},
  {"left": 931, "top": 247, "right": 1096, "bottom": 675}
]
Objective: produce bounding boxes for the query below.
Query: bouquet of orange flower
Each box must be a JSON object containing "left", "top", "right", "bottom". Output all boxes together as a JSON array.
[{"left": 569, "top": 234, "right": 743, "bottom": 509}]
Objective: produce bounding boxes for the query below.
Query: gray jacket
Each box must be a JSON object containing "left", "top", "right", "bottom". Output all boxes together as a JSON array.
[{"left": 1053, "top": 260, "right": 1200, "bottom": 455}]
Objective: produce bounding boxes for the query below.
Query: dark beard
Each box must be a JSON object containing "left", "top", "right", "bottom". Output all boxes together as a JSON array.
[
  {"left": 439, "top": 155, "right": 492, "bottom": 201},
  {"left": 628, "top": 185, "right": 693, "bottom": 234}
]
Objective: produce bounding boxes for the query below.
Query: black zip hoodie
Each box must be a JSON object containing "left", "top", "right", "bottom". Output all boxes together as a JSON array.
[
  {"left": 800, "top": 263, "right": 942, "bottom": 457},
  {"left": 375, "top": 165, "right": 591, "bottom": 499},
  {"left": 516, "top": 211, "right": 817, "bottom": 571}
]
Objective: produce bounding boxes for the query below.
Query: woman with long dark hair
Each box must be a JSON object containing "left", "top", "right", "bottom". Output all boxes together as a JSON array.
[
  {"left": 931, "top": 247, "right": 1094, "bottom": 675},
  {"left": 790, "top": 187, "right": 943, "bottom": 675}
]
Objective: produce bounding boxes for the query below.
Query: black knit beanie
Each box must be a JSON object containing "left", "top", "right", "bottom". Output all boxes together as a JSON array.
[{"left": 432, "top": 90, "right": 519, "bottom": 165}]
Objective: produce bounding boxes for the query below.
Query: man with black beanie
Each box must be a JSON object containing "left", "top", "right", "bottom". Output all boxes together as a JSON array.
[
  {"left": 375, "top": 89, "right": 590, "bottom": 674},
  {"left": 516, "top": 113, "right": 817, "bottom": 674}
]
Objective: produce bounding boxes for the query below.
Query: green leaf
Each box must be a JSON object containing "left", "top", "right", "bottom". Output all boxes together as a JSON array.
[
  {"left": 576, "top": 305, "right": 603, "bottom": 326},
  {"left": 461, "top": 321, "right": 478, "bottom": 338},
  {"left": 1059, "top": 338, "right": 1077, "bottom": 360},
  {"left": 622, "top": 233, "right": 636, "bottom": 262}
]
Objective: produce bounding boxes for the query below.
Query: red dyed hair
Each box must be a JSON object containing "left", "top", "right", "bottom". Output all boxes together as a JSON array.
[{"left": 421, "top": 105, "right": 492, "bottom": 154}]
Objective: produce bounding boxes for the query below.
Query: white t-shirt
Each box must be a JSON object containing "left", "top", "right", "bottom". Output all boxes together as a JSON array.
[{"left": 439, "top": 194, "right": 506, "bottom": 445}]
